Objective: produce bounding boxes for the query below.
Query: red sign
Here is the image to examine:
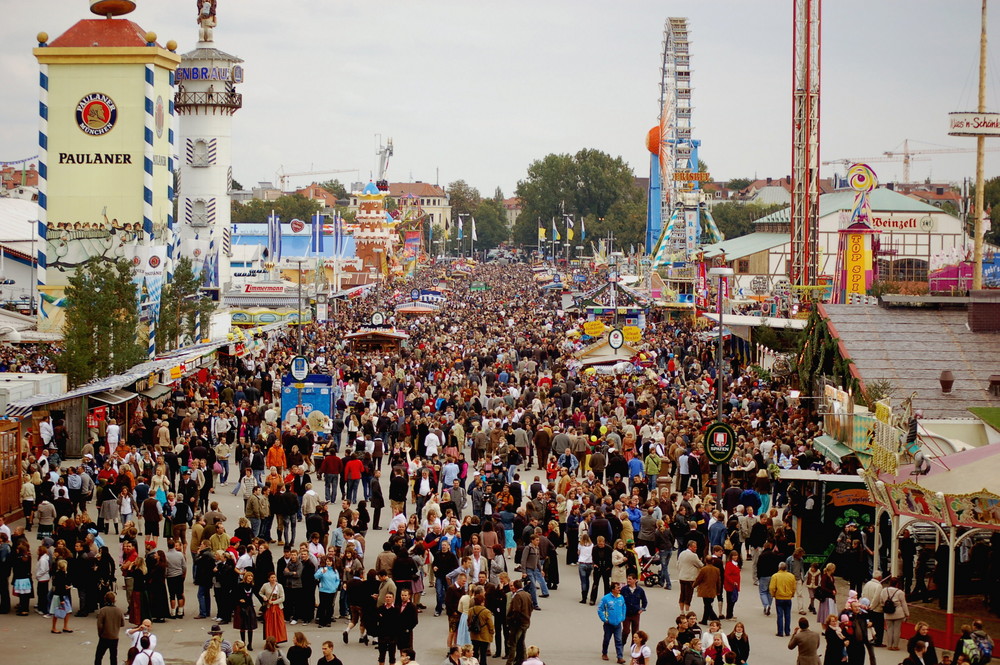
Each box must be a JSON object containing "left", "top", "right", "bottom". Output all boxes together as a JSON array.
[
  {"left": 290, "top": 218, "right": 305, "bottom": 233},
  {"left": 87, "top": 405, "right": 107, "bottom": 428}
]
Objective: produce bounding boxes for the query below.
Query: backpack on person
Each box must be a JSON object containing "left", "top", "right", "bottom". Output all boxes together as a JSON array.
[
  {"left": 882, "top": 590, "right": 897, "bottom": 615},
  {"left": 469, "top": 607, "right": 483, "bottom": 633},
  {"left": 974, "top": 633, "right": 994, "bottom": 662},
  {"left": 962, "top": 638, "right": 983, "bottom": 665}
]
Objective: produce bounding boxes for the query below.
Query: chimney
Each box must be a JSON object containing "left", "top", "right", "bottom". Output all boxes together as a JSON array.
[
  {"left": 766, "top": 177, "right": 772, "bottom": 185},
  {"left": 786, "top": 175, "right": 791, "bottom": 184},
  {"left": 936, "top": 187, "right": 945, "bottom": 195},
  {"left": 968, "top": 290, "right": 1000, "bottom": 332}
]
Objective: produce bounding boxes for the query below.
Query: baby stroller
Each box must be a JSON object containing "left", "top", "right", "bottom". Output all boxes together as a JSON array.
[{"left": 635, "top": 546, "right": 662, "bottom": 588}]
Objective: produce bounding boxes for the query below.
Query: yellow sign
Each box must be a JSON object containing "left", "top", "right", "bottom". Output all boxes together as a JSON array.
[
  {"left": 844, "top": 233, "right": 872, "bottom": 296},
  {"left": 673, "top": 172, "right": 711, "bottom": 182},
  {"left": 583, "top": 321, "right": 605, "bottom": 336},
  {"left": 622, "top": 325, "right": 642, "bottom": 343}
]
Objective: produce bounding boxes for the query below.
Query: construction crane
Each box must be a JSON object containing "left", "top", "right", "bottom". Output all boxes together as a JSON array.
[
  {"left": 276, "top": 167, "right": 360, "bottom": 192},
  {"left": 824, "top": 139, "right": 1000, "bottom": 183}
]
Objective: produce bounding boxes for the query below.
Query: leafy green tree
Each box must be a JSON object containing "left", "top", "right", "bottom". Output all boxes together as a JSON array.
[
  {"left": 59, "top": 259, "right": 146, "bottom": 387},
  {"left": 726, "top": 177, "right": 752, "bottom": 191},
  {"left": 318, "top": 179, "right": 348, "bottom": 200},
  {"left": 447, "top": 180, "right": 482, "bottom": 219},
  {"left": 231, "top": 194, "right": 321, "bottom": 224},
  {"left": 709, "top": 201, "right": 785, "bottom": 240},
  {"left": 158, "top": 257, "right": 215, "bottom": 352},
  {"left": 512, "top": 150, "right": 645, "bottom": 248},
  {"left": 471, "top": 198, "right": 510, "bottom": 251},
  {"left": 971, "top": 176, "right": 1000, "bottom": 245}
]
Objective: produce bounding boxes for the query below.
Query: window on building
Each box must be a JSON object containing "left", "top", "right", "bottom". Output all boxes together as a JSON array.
[
  {"left": 737, "top": 259, "right": 750, "bottom": 273},
  {"left": 191, "top": 139, "right": 209, "bottom": 167},
  {"left": 191, "top": 199, "right": 208, "bottom": 226}
]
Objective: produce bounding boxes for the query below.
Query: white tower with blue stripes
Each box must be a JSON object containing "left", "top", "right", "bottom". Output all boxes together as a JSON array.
[{"left": 175, "top": 0, "right": 241, "bottom": 297}]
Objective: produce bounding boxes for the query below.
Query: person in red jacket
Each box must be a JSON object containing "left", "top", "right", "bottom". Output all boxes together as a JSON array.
[
  {"left": 723, "top": 548, "right": 742, "bottom": 620},
  {"left": 343, "top": 454, "right": 364, "bottom": 505},
  {"left": 319, "top": 449, "right": 343, "bottom": 503}
]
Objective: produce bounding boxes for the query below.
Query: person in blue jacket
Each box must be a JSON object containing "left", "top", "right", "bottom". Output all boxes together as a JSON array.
[
  {"left": 597, "top": 581, "right": 627, "bottom": 663},
  {"left": 314, "top": 556, "right": 341, "bottom": 628}
]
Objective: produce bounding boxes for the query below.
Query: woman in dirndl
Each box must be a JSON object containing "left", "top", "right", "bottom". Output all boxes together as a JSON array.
[
  {"left": 232, "top": 571, "right": 259, "bottom": 650},
  {"left": 49, "top": 558, "right": 73, "bottom": 633},
  {"left": 12, "top": 541, "right": 33, "bottom": 615},
  {"left": 259, "top": 572, "right": 287, "bottom": 644},
  {"left": 123, "top": 552, "right": 149, "bottom": 625}
]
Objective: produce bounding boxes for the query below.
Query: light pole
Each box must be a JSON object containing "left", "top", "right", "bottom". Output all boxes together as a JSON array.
[{"left": 708, "top": 265, "right": 734, "bottom": 503}]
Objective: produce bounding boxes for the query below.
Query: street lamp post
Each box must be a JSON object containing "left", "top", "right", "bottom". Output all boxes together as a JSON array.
[{"left": 708, "top": 266, "right": 734, "bottom": 503}]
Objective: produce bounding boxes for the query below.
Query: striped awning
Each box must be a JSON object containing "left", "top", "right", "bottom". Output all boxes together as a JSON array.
[{"left": 5, "top": 402, "right": 32, "bottom": 418}]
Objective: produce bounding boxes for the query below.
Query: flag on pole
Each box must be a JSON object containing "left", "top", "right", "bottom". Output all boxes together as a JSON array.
[
  {"left": 333, "top": 212, "right": 342, "bottom": 256},
  {"left": 552, "top": 218, "right": 561, "bottom": 241},
  {"left": 538, "top": 224, "right": 547, "bottom": 241},
  {"left": 565, "top": 215, "right": 575, "bottom": 241},
  {"left": 310, "top": 212, "right": 324, "bottom": 253},
  {"left": 471, "top": 216, "right": 478, "bottom": 242},
  {"left": 457, "top": 216, "right": 464, "bottom": 241},
  {"left": 267, "top": 210, "right": 282, "bottom": 263},
  {"left": 581, "top": 216, "right": 586, "bottom": 240}
]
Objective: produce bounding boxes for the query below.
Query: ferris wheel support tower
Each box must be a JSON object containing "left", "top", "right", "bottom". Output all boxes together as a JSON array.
[{"left": 789, "top": 0, "right": 821, "bottom": 287}]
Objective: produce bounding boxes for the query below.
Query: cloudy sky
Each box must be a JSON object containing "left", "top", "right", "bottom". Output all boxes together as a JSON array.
[{"left": 3, "top": 0, "right": 999, "bottom": 197}]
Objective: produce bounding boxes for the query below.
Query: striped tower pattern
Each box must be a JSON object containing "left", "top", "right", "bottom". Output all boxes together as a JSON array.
[
  {"left": 144, "top": 64, "right": 156, "bottom": 357},
  {"left": 166, "top": 68, "right": 176, "bottom": 276},
  {"left": 36, "top": 62, "right": 48, "bottom": 288}
]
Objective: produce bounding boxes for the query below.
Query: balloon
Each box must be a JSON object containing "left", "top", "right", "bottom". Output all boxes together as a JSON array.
[
  {"left": 600, "top": 425, "right": 608, "bottom": 434},
  {"left": 591, "top": 435, "right": 598, "bottom": 442}
]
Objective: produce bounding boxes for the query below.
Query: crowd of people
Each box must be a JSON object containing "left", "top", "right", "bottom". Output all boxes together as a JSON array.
[
  {"left": 0, "top": 261, "right": 995, "bottom": 665},
  {"left": 0, "top": 341, "right": 62, "bottom": 373}
]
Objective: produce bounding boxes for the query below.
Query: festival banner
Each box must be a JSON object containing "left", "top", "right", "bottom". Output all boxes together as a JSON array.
[
  {"left": 947, "top": 490, "right": 1000, "bottom": 528},
  {"left": 403, "top": 231, "right": 421, "bottom": 277},
  {"left": 885, "top": 480, "right": 949, "bottom": 522}
]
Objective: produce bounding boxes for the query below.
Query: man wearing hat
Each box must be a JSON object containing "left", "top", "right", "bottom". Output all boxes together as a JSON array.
[{"left": 203, "top": 624, "right": 233, "bottom": 655}]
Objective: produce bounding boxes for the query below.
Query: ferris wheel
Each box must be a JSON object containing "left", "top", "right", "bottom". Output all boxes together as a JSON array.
[{"left": 659, "top": 17, "right": 693, "bottom": 216}]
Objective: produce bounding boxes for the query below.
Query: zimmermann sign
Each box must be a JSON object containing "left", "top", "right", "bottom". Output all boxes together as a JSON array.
[{"left": 948, "top": 112, "right": 1000, "bottom": 137}]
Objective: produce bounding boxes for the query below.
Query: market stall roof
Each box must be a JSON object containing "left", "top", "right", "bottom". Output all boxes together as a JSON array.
[
  {"left": 813, "top": 434, "right": 855, "bottom": 464},
  {"left": 701, "top": 312, "right": 808, "bottom": 329},
  {"left": 89, "top": 389, "right": 137, "bottom": 406},
  {"left": 701, "top": 232, "right": 789, "bottom": 261},
  {"left": 574, "top": 338, "right": 640, "bottom": 366},
  {"left": 139, "top": 384, "right": 173, "bottom": 401},
  {"left": 343, "top": 328, "right": 410, "bottom": 341},
  {"left": 879, "top": 443, "right": 1000, "bottom": 496},
  {"left": 394, "top": 301, "right": 440, "bottom": 314},
  {"left": 821, "top": 303, "right": 1000, "bottom": 419}
]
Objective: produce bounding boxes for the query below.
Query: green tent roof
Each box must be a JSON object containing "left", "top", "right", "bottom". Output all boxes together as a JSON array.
[{"left": 754, "top": 188, "right": 945, "bottom": 227}]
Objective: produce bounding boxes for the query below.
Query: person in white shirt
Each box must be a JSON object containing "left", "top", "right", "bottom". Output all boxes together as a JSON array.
[
  {"left": 38, "top": 416, "right": 53, "bottom": 449},
  {"left": 106, "top": 419, "right": 121, "bottom": 456}
]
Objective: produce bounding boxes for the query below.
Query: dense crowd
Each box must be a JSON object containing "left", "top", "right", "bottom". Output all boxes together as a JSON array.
[
  {"left": 0, "top": 262, "right": 993, "bottom": 665},
  {"left": 0, "top": 341, "right": 62, "bottom": 373}
]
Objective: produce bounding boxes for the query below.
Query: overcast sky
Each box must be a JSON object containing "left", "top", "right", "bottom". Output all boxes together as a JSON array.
[{"left": 3, "top": 0, "right": 1000, "bottom": 197}]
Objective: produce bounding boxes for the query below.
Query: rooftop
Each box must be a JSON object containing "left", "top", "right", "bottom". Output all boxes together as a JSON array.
[
  {"left": 822, "top": 303, "right": 1000, "bottom": 420},
  {"left": 49, "top": 18, "right": 152, "bottom": 48},
  {"left": 755, "top": 187, "right": 946, "bottom": 226},
  {"left": 388, "top": 182, "right": 447, "bottom": 198},
  {"left": 701, "top": 232, "right": 788, "bottom": 260}
]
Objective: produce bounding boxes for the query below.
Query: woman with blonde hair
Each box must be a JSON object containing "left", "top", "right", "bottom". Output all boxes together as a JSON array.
[
  {"left": 196, "top": 635, "right": 227, "bottom": 665},
  {"left": 226, "top": 641, "right": 253, "bottom": 665}
]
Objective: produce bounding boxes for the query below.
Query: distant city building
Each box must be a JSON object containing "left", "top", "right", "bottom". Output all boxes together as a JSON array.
[
  {"left": 1, "top": 164, "right": 39, "bottom": 191},
  {"left": 502, "top": 197, "right": 521, "bottom": 228},
  {"left": 294, "top": 183, "right": 338, "bottom": 208}
]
